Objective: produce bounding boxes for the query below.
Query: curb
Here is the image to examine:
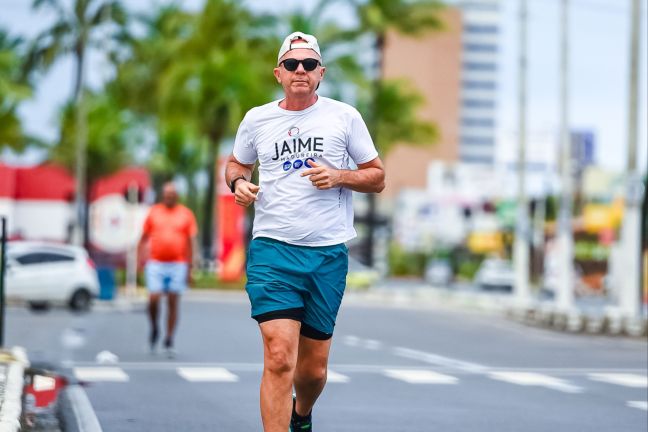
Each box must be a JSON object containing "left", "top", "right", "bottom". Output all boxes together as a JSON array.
[
  {"left": 506, "top": 303, "right": 648, "bottom": 337},
  {"left": 0, "top": 347, "right": 30, "bottom": 432}
]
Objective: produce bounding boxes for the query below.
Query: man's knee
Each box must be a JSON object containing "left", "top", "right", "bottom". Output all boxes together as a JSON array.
[
  {"left": 297, "top": 363, "right": 327, "bottom": 385},
  {"left": 263, "top": 332, "right": 298, "bottom": 375}
]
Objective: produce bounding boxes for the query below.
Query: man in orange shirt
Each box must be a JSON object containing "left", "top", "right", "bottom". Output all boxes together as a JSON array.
[{"left": 138, "top": 182, "right": 198, "bottom": 357}]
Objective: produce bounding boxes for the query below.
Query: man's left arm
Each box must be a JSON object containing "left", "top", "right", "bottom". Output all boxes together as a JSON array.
[{"left": 301, "top": 158, "right": 385, "bottom": 193}]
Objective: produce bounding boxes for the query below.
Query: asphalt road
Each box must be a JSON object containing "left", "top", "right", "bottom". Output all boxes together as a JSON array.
[{"left": 7, "top": 290, "right": 648, "bottom": 431}]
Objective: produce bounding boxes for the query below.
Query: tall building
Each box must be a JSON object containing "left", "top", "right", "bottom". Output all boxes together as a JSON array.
[
  {"left": 382, "top": 7, "right": 463, "bottom": 198},
  {"left": 458, "top": 0, "right": 500, "bottom": 165}
]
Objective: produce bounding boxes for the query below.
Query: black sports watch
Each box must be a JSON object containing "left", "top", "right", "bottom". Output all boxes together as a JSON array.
[{"left": 229, "top": 175, "right": 247, "bottom": 193}]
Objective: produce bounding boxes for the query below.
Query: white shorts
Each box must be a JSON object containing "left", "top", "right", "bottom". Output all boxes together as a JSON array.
[{"left": 145, "top": 261, "right": 188, "bottom": 294}]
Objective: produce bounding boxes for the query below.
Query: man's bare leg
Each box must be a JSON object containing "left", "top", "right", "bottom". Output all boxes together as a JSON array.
[
  {"left": 148, "top": 293, "right": 162, "bottom": 347},
  {"left": 259, "top": 319, "right": 300, "bottom": 432},
  {"left": 166, "top": 292, "right": 180, "bottom": 345},
  {"left": 293, "top": 336, "right": 332, "bottom": 417}
]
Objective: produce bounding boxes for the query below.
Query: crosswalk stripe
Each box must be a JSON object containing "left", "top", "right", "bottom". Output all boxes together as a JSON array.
[
  {"left": 74, "top": 367, "right": 129, "bottom": 382},
  {"left": 327, "top": 370, "right": 350, "bottom": 383},
  {"left": 489, "top": 372, "right": 583, "bottom": 393},
  {"left": 383, "top": 369, "right": 458, "bottom": 384},
  {"left": 627, "top": 401, "right": 648, "bottom": 411},
  {"left": 588, "top": 373, "right": 648, "bottom": 388},
  {"left": 177, "top": 367, "right": 239, "bottom": 382}
]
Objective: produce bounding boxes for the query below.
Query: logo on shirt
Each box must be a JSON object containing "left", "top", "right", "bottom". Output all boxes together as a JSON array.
[
  {"left": 288, "top": 126, "right": 300, "bottom": 137},
  {"left": 271, "top": 136, "right": 324, "bottom": 162},
  {"left": 283, "top": 158, "right": 316, "bottom": 171}
]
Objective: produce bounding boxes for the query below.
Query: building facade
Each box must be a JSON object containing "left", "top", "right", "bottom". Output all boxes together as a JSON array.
[{"left": 458, "top": 0, "right": 500, "bottom": 165}]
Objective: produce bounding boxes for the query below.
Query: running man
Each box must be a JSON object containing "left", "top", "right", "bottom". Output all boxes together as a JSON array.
[
  {"left": 138, "top": 181, "right": 198, "bottom": 357},
  {"left": 225, "top": 32, "right": 385, "bottom": 432}
]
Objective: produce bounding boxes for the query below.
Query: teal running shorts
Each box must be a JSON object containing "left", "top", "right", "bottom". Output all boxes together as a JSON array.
[{"left": 245, "top": 237, "right": 348, "bottom": 340}]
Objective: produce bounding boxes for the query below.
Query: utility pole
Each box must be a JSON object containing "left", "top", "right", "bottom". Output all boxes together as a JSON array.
[
  {"left": 618, "top": 0, "right": 643, "bottom": 321},
  {"left": 514, "top": 0, "right": 531, "bottom": 306},
  {"left": 72, "top": 69, "right": 87, "bottom": 247},
  {"left": 556, "top": 0, "right": 574, "bottom": 312}
]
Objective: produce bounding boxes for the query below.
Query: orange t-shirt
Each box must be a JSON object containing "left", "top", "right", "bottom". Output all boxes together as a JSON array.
[{"left": 142, "top": 204, "right": 198, "bottom": 262}]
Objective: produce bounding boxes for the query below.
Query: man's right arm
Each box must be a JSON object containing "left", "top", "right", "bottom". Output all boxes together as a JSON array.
[{"left": 225, "top": 154, "right": 259, "bottom": 207}]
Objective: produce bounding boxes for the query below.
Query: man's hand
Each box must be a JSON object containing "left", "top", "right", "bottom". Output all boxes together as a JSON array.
[
  {"left": 234, "top": 180, "right": 260, "bottom": 207},
  {"left": 301, "top": 161, "right": 342, "bottom": 190}
]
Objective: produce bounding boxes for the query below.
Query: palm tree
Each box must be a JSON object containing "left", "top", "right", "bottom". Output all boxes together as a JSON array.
[
  {"left": 0, "top": 30, "right": 31, "bottom": 152},
  {"left": 53, "top": 91, "right": 133, "bottom": 184},
  {"left": 340, "top": 0, "right": 445, "bottom": 265},
  {"left": 25, "top": 0, "right": 127, "bottom": 245},
  {"left": 112, "top": 0, "right": 278, "bottom": 262}
]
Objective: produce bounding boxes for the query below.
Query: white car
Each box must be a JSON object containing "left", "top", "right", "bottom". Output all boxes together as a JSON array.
[
  {"left": 474, "top": 258, "right": 514, "bottom": 292},
  {"left": 4, "top": 241, "right": 100, "bottom": 311}
]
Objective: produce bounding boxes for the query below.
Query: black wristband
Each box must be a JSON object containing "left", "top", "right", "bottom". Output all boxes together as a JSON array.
[{"left": 229, "top": 175, "right": 246, "bottom": 193}]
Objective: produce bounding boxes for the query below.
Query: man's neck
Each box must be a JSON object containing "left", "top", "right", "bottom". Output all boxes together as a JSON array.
[{"left": 280, "top": 93, "right": 318, "bottom": 111}]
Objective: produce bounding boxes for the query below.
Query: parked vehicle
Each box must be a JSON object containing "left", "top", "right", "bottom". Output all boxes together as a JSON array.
[
  {"left": 474, "top": 258, "right": 514, "bottom": 292},
  {"left": 5, "top": 241, "right": 99, "bottom": 311},
  {"left": 346, "top": 256, "right": 380, "bottom": 290},
  {"left": 424, "top": 259, "right": 453, "bottom": 286}
]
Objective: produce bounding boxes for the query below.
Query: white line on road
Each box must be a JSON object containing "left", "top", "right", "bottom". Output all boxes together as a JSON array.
[
  {"left": 627, "top": 401, "right": 648, "bottom": 411},
  {"left": 392, "top": 347, "right": 490, "bottom": 373},
  {"left": 383, "top": 369, "right": 459, "bottom": 384},
  {"left": 327, "top": 370, "right": 350, "bottom": 383},
  {"left": 588, "top": 373, "right": 648, "bottom": 388},
  {"left": 74, "top": 367, "right": 129, "bottom": 382},
  {"left": 177, "top": 367, "right": 239, "bottom": 382},
  {"left": 489, "top": 372, "right": 583, "bottom": 394}
]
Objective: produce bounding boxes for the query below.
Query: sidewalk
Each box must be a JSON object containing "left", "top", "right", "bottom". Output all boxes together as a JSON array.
[
  {"left": 0, "top": 347, "right": 29, "bottom": 432},
  {"left": 343, "top": 281, "right": 648, "bottom": 338}
]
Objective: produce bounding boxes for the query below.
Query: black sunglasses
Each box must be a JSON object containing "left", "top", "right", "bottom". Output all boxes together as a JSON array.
[{"left": 280, "top": 58, "right": 321, "bottom": 72}]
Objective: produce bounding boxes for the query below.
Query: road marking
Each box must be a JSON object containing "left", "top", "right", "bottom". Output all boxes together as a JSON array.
[
  {"left": 392, "top": 347, "right": 490, "bottom": 373},
  {"left": 363, "top": 339, "right": 383, "bottom": 350},
  {"left": 588, "top": 373, "right": 648, "bottom": 388},
  {"left": 383, "top": 369, "right": 459, "bottom": 384},
  {"left": 177, "top": 367, "right": 239, "bottom": 382},
  {"left": 327, "top": 370, "right": 350, "bottom": 383},
  {"left": 627, "top": 401, "right": 648, "bottom": 411},
  {"left": 74, "top": 367, "right": 129, "bottom": 382},
  {"left": 343, "top": 335, "right": 360, "bottom": 347},
  {"left": 489, "top": 372, "right": 583, "bottom": 393}
]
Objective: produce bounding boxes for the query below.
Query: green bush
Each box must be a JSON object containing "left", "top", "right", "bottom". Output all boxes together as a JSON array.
[{"left": 388, "top": 243, "right": 427, "bottom": 277}]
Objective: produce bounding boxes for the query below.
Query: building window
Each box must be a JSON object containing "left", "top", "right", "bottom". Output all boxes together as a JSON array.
[
  {"left": 462, "top": 118, "right": 495, "bottom": 127},
  {"left": 463, "top": 62, "right": 497, "bottom": 71},
  {"left": 461, "top": 154, "right": 494, "bottom": 164},
  {"left": 463, "top": 80, "right": 497, "bottom": 90},
  {"left": 462, "top": 99, "right": 495, "bottom": 108},
  {"left": 465, "top": 24, "right": 499, "bottom": 34},
  {"left": 462, "top": 2, "right": 500, "bottom": 12},
  {"left": 461, "top": 136, "right": 495, "bottom": 146},
  {"left": 464, "top": 43, "right": 498, "bottom": 53}
]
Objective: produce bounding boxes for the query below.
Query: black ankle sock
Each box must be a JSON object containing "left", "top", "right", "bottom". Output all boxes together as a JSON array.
[
  {"left": 164, "top": 337, "right": 173, "bottom": 348},
  {"left": 292, "top": 402, "right": 311, "bottom": 421}
]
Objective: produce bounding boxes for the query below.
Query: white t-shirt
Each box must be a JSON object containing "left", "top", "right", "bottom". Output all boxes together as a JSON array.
[{"left": 233, "top": 96, "right": 379, "bottom": 246}]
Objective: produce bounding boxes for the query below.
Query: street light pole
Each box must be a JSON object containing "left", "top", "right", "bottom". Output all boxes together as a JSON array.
[
  {"left": 618, "top": 0, "right": 643, "bottom": 321},
  {"left": 514, "top": 0, "right": 531, "bottom": 306},
  {"left": 556, "top": 0, "right": 575, "bottom": 312}
]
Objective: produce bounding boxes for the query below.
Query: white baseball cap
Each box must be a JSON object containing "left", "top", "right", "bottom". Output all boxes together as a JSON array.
[{"left": 277, "top": 31, "right": 322, "bottom": 64}]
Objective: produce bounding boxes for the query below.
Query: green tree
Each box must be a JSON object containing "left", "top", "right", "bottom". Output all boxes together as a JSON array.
[
  {"left": 112, "top": 0, "right": 278, "bottom": 260},
  {"left": 0, "top": 30, "right": 31, "bottom": 152},
  {"left": 347, "top": 0, "right": 444, "bottom": 265},
  {"left": 25, "top": 0, "right": 127, "bottom": 245},
  {"left": 53, "top": 91, "right": 132, "bottom": 185}
]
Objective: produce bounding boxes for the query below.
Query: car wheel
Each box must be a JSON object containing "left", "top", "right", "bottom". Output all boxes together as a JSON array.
[
  {"left": 69, "top": 288, "right": 92, "bottom": 312},
  {"left": 28, "top": 301, "right": 49, "bottom": 312}
]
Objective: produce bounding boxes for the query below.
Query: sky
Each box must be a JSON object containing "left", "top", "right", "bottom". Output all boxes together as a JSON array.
[{"left": 0, "top": 0, "right": 646, "bottom": 175}]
